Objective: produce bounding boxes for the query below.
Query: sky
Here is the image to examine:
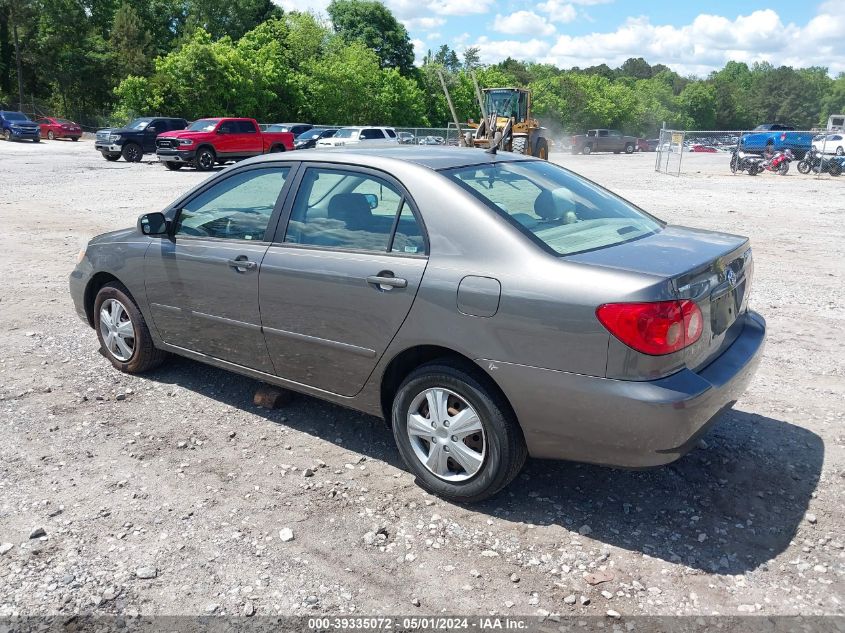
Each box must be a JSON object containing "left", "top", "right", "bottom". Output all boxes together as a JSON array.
[{"left": 274, "top": 0, "right": 845, "bottom": 76}]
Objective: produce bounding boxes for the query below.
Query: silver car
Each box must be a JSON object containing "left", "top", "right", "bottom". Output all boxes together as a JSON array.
[{"left": 69, "top": 147, "right": 766, "bottom": 502}]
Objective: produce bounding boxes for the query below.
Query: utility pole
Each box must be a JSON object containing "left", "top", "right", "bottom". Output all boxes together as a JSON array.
[
  {"left": 10, "top": 4, "right": 23, "bottom": 111},
  {"left": 437, "top": 69, "right": 466, "bottom": 147}
]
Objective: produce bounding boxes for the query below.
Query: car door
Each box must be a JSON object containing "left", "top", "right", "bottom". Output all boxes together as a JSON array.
[
  {"left": 144, "top": 163, "right": 296, "bottom": 373},
  {"left": 359, "top": 128, "right": 386, "bottom": 146},
  {"left": 142, "top": 120, "right": 164, "bottom": 152},
  {"left": 236, "top": 120, "right": 262, "bottom": 156},
  {"left": 597, "top": 129, "right": 609, "bottom": 151},
  {"left": 259, "top": 165, "right": 428, "bottom": 395}
]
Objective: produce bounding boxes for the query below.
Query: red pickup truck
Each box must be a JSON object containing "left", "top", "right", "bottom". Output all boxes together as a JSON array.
[{"left": 155, "top": 117, "right": 294, "bottom": 171}]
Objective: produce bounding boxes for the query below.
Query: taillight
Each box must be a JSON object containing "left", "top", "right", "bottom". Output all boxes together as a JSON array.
[{"left": 596, "top": 300, "right": 703, "bottom": 356}]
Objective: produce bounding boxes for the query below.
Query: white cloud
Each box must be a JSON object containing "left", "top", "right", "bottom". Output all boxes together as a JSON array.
[
  {"left": 536, "top": 0, "right": 576, "bottom": 23},
  {"left": 492, "top": 11, "right": 556, "bottom": 37},
  {"left": 470, "top": 4, "right": 844, "bottom": 76},
  {"left": 402, "top": 16, "right": 446, "bottom": 30}
]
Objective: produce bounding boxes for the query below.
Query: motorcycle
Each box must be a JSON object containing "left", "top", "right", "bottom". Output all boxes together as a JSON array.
[
  {"left": 798, "top": 147, "right": 842, "bottom": 176},
  {"left": 760, "top": 148, "right": 794, "bottom": 175},
  {"left": 729, "top": 148, "right": 765, "bottom": 175}
]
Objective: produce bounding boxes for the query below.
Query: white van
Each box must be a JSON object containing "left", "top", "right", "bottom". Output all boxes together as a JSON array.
[
  {"left": 316, "top": 126, "right": 400, "bottom": 148},
  {"left": 827, "top": 114, "right": 845, "bottom": 132}
]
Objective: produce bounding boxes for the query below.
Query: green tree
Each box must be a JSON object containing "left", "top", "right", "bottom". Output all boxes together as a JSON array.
[
  {"left": 110, "top": 2, "right": 151, "bottom": 77},
  {"left": 327, "top": 0, "right": 414, "bottom": 76},
  {"left": 678, "top": 81, "right": 716, "bottom": 130},
  {"left": 462, "top": 46, "right": 479, "bottom": 70},
  {"left": 820, "top": 73, "right": 845, "bottom": 124},
  {"left": 185, "top": 0, "right": 282, "bottom": 41}
]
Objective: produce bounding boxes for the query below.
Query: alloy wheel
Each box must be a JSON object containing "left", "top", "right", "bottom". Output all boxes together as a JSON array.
[
  {"left": 47, "top": 131, "right": 55, "bottom": 140},
  {"left": 406, "top": 388, "right": 486, "bottom": 482},
  {"left": 197, "top": 150, "right": 215, "bottom": 170},
  {"left": 99, "top": 298, "right": 136, "bottom": 362}
]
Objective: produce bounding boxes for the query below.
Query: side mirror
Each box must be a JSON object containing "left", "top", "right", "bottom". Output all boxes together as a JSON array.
[
  {"left": 363, "top": 193, "right": 379, "bottom": 210},
  {"left": 139, "top": 212, "right": 168, "bottom": 236}
]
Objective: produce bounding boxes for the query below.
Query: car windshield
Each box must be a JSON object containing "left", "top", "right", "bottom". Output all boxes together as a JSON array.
[
  {"left": 443, "top": 161, "right": 662, "bottom": 256},
  {"left": 334, "top": 128, "right": 358, "bottom": 139},
  {"left": 187, "top": 119, "right": 218, "bottom": 132},
  {"left": 4, "top": 112, "right": 29, "bottom": 121},
  {"left": 297, "top": 129, "right": 326, "bottom": 140},
  {"left": 127, "top": 118, "right": 152, "bottom": 130}
]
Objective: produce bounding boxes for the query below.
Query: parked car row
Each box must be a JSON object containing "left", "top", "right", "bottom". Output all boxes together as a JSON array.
[{"left": 1, "top": 110, "right": 83, "bottom": 142}]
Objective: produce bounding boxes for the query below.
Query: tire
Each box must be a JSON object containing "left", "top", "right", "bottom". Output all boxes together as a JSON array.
[
  {"left": 121, "top": 142, "right": 142, "bottom": 162},
  {"left": 47, "top": 130, "right": 55, "bottom": 140},
  {"left": 102, "top": 152, "right": 120, "bottom": 161},
  {"left": 33, "top": 136, "right": 40, "bottom": 143},
  {"left": 837, "top": 146, "right": 844, "bottom": 156},
  {"left": 777, "top": 161, "right": 789, "bottom": 176},
  {"left": 93, "top": 282, "right": 167, "bottom": 374},
  {"left": 71, "top": 137, "right": 78, "bottom": 142},
  {"left": 582, "top": 144, "right": 592, "bottom": 155},
  {"left": 511, "top": 136, "right": 527, "bottom": 155},
  {"left": 797, "top": 160, "right": 811, "bottom": 175},
  {"left": 3, "top": 129, "right": 11, "bottom": 141},
  {"left": 195, "top": 147, "right": 216, "bottom": 171},
  {"left": 164, "top": 161, "right": 183, "bottom": 171},
  {"left": 269, "top": 144, "right": 285, "bottom": 153},
  {"left": 830, "top": 162, "right": 843, "bottom": 177},
  {"left": 624, "top": 143, "right": 634, "bottom": 154},
  {"left": 391, "top": 362, "right": 527, "bottom": 503},
  {"left": 533, "top": 137, "right": 548, "bottom": 160},
  {"left": 730, "top": 155, "right": 739, "bottom": 173}
]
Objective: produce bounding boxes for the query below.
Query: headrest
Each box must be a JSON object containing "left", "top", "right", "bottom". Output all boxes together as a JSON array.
[
  {"left": 328, "top": 193, "right": 373, "bottom": 230},
  {"left": 533, "top": 189, "right": 575, "bottom": 220}
]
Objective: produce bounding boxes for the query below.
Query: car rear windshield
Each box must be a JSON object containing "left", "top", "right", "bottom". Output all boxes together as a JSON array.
[
  {"left": 298, "top": 128, "right": 329, "bottom": 139},
  {"left": 187, "top": 119, "right": 219, "bottom": 132},
  {"left": 442, "top": 160, "right": 662, "bottom": 256}
]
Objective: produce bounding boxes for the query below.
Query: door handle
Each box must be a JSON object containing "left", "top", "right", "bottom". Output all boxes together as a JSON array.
[
  {"left": 366, "top": 271, "right": 407, "bottom": 290},
  {"left": 227, "top": 257, "right": 257, "bottom": 272}
]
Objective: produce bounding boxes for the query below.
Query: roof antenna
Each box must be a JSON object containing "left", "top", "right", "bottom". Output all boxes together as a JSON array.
[{"left": 485, "top": 144, "right": 497, "bottom": 155}]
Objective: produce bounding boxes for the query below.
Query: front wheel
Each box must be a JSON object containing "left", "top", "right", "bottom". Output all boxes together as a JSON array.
[
  {"left": 32, "top": 136, "right": 40, "bottom": 143},
  {"left": 582, "top": 144, "right": 592, "bottom": 155},
  {"left": 195, "top": 147, "right": 216, "bottom": 171},
  {"left": 93, "top": 283, "right": 167, "bottom": 373},
  {"left": 391, "top": 362, "right": 527, "bottom": 503},
  {"left": 3, "top": 129, "right": 11, "bottom": 141},
  {"left": 730, "top": 155, "right": 739, "bottom": 173},
  {"left": 797, "top": 160, "right": 811, "bottom": 175},
  {"left": 830, "top": 162, "right": 843, "bottom": 177},
  {"left": 121, "top": 142, "right": 142, "bottom": 162},
  {"left": 71, "top": 136, "right": 79, "bottom": 141},
  {"left": 164, "top": 161, "right": 183, "bottom": 171},
  {"left": 102, "top": 152, "right": 120, "bottom": 161},
  {"left": 624, "top": 143, "right": 634, "bottom": 154}
]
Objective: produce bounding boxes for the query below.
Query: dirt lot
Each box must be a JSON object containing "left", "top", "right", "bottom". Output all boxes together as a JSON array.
[{"left": 0, "top": 140, "right": 843, "bottom": 620}]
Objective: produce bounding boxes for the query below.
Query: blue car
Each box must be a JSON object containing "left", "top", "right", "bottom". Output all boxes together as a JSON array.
[
  {"left": 739, "top": 124, "right": 812, "bottom": 157},
  {"left": 0, "top": 110, "right": 41, "bottom": 142}
]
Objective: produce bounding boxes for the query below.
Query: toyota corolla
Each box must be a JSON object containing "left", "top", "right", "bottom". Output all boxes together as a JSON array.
[{"left": 69, "top": 147, "right": 765, "bottom": 502}]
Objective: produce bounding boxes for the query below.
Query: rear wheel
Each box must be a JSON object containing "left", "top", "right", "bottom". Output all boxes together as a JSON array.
[
  {"left": 121, "top": 142, "right": 142, "bottom": 162},
  {"left": 624, "top": 143, "right": 634, "bottom": 154},
  {"left": 71, "top": 137, "right": 78, "bottom": 141},
  {"left": 47, "top": 130, "right": 55, "bottom": 140},
  {"left": 269, "top": 144, "right": 285, "bottom": 153},
  {"left": 582, "top": 144, "right": 592, "bottom": 155},
  {"left": 195, "top": 147, "right": 216, "bottom": 171},
  {"left": 730, "top": 155, "right": 739, "bottom": 173},
  {"left": 533, "top": 138, "right": 548, "bottom": 160},
  {"left": 391, "top": 362, "right": 527, "bottom": 503},
  {"left": 830, "top": 161, "right": 843, "bottom": 176},
  {"left": 164, "top": 161, "right": 183, "bottom": 171},
  {"left": 93, "top": 283, "right": 167, "bottom": 374},
  {"left": 777, "top": 161, "right": 790, "bottom": 175},
  {"left": 837, "top": 146, "right": 844, "bottom": 156}
]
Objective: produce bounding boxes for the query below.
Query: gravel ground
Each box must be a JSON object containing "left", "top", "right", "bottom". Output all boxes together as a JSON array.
[{"left": 0, "top": 140, "right": 843, "bottom": 620}]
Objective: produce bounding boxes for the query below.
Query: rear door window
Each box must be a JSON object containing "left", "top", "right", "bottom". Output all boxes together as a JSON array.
[{"left": 237, "top": 120, "right": 257, "bottom": 133}]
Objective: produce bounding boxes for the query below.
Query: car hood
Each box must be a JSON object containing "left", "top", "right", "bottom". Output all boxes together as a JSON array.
[
  {"left": 158, "top": 130, "right": 209, "bottom": 139},
  {"left": 566, "top": 224, "right": 747, "bottom": 278},
  {"left": 89, "top": 227, "right": 141, "bottom": 246},
  {"left": 8, "top": 120, "right": 37, "bottom": 127}
]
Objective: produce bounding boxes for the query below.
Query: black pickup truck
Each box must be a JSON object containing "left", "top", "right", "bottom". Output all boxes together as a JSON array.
[{"left": 95, "top": 117, "right": 188, "bottom": 162}]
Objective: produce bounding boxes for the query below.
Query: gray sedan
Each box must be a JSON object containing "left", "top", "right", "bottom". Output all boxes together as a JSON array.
[{"left": 69, "top": 147, "right": 765, "bottom": 502}]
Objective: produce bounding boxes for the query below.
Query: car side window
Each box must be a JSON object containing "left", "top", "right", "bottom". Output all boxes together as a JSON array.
[
  {"left": 390, "top": 202, "right": 424, "bottom": 255},
  {"left": 237, "top": 120, "right": 257, "bottom": 134},
  {"left": 219, "top": 121, "right": 236, "bottom": 134},
  {"left": 361, "top": 129, "right": 385, "bottom": 140},
  {"left": 285, "top": 168, "right": 405, "bottom": 252},
  {"left": 598, "top": 130, "right": 608, "bottom": 137},
  {"left": 175, "top": 167, "right": 290, "bottom": 241},
  {"left": 385, "top": 129, "right": 397, "bottom": 138}
]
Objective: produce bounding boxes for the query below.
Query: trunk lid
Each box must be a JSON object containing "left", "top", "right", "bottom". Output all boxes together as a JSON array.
[{"left": 570, "top": 225, "right": 754, "bottom": 374}]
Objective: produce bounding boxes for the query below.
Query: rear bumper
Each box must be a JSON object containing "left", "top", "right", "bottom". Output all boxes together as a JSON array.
[
  {"left": 486, "top": 310, "right": 766, "bottom": 468},
  {"left": 156, "top": 149, "right": 196, "bottom": 162}
]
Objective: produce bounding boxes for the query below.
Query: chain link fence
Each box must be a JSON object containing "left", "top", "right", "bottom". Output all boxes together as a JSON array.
[{"left": 655, "top": 129, "right": 843, "bottom": 179}]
